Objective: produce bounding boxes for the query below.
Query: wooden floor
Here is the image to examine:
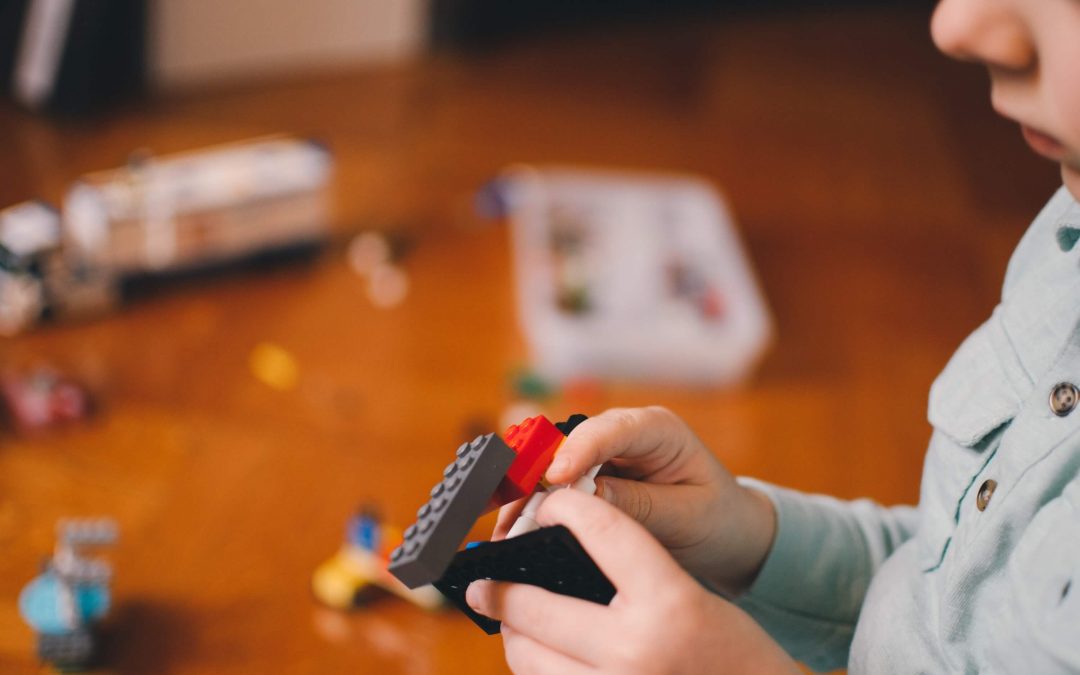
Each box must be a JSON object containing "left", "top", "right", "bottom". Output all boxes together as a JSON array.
[{"left": 0, "top": 5, "right": 1062, "bottom": 674}]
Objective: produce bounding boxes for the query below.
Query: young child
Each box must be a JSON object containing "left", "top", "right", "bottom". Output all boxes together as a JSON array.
[{"left": 466, "top": 0, "right": 1080, "bottom": 671}]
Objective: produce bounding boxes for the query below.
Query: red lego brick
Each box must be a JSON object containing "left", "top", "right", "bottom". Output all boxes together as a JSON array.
[{"left": 486, "top": 415, "right": 565, "bottom": 511}]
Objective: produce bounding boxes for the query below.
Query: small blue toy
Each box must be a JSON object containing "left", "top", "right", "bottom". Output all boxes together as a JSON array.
[{"left": 19, "top": 519, "right": 118, "bottom": 671}]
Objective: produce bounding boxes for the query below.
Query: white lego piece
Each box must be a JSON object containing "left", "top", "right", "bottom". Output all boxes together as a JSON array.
[
  {"left": 506, "top": 490, "right": 548, "bottom": 539},
  {"left": 570, "top": 464, "right": 602, "bottom": 495},
  {"left": 505, "top": 464, "right": 603, "bottom": 539}
]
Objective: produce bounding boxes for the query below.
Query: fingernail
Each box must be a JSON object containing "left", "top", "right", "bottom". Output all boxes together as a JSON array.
[
  {"left": 466, "top": 580, "right": 488, "bottom": 610},
  {"left": 596, "top": 478, "right": 616, "bottom": 503},
  {"left": 548, "top": 457, "right": 570, "bottom": 480}
]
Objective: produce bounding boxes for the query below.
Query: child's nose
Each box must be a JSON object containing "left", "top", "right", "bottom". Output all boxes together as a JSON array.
[{"left": 931, "top": 0, "right": 1035, "bottom": 73}]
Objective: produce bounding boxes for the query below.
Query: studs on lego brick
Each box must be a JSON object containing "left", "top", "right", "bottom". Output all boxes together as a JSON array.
[
  {"left": 489, "top": 415, "right": 566, "bottom": 509},
  {"left": 388, "top": 433, "right": 515, "bottom": 589}
]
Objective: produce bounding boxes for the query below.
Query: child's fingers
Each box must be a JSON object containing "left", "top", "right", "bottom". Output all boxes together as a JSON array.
[
  {"left": 501, "top": 625, "right": 596, "bottom": 675},
  {"left": 535, "top": 488, "right": 690, "bottom": 600},
  {"left": 466, "top": 579, "right": 611, "bottom": 667},
  {"left": 545, "top": 407, "right": 697, "bottom": 484},
  {"left": 595, "top": 476, "right": 713, "bottom": 543}
]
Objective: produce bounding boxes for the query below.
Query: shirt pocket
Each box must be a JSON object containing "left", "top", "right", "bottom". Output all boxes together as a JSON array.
[
  {"left": 985, "top": 482, "right": 1080, "bottom": 672},
  {"left": 927, "top": 315, "right": 1026, "bottom": 447},
  {"left": 919, "top": 317, "right": 1025, "bottom": 571}
]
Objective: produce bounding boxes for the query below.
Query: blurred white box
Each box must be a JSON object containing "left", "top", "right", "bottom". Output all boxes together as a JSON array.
[
  {"left": 498, "top": 166, "right": 773, "bottom": 386},
  {"left": 151, "top": 0, "right": 427, "bottom": 89}
]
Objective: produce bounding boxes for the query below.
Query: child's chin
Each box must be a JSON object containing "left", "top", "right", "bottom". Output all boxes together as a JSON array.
[{"left": 1063, "top": 165, "right": 1080, "bottom": 202}]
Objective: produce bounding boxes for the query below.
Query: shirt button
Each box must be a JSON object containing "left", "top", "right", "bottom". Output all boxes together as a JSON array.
[
  {"left": 1051, "top": 382, "right": 1079, "bottom": 416},
  {"left": 976, "top": 479, "right": 997, "bottom": 511}
]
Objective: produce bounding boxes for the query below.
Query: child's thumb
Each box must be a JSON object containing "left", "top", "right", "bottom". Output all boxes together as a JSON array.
[{"left": 595, "top": 476, "right": 655, "bottom": 525}]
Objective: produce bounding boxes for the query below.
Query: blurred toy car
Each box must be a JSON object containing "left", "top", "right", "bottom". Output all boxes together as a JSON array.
[
  {"left": 0, "top": 367, "right": 92, "bottom": 434},
  {"left": 19, "top": 519, "right": 118, "bottom": 671},
  {"left": 312, "top": 507, "right": 443, "bottom": 611},
  {"left": 0, "top": 136, "right": 333, "bottom": 334}
]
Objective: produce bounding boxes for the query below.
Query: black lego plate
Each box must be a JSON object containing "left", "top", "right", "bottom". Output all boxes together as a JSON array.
[{"left": 433, "top": 525, "right": 616, "bottom": 634}]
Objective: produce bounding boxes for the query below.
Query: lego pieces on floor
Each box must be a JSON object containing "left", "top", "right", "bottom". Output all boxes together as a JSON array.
[
  {"left": 19, "top": 518, "right": 118, "bottom": 671},
  {"left": 389, "top": 433, "right": 516, "bottom": 589},
  {"left": 249, "top": 342, "right": 300, "bottom": 391},
  {"left": 488, "top": 415, "right": 565, "bottom": 510},
  {"left": 346, "top": 231, "right": 393, "bottom": 276},
  {"left": 0, "top": 201, "right": 59, "bottom": 336},
  {"left": 509, "top": 368, "right": 556, "bottom": 401},
  {"left": 312, "top": 506, "right": 444, "bottom": 611},
  {"left": 346, "top": 230, "right": 411, "bottom": 309},
  {"left": 433, "top": 525, "right": 616, "bottom": 635},
  {"left": 0, "top": 367, "right": 92, "bottom": 434},
  {"left": 367, "top": 264, "right": 410, "bottom": 308}
]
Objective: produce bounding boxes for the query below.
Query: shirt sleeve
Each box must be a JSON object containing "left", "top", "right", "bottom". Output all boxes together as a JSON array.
[{"left": 732, "top": 478, "right": 919, "bottom": 672}]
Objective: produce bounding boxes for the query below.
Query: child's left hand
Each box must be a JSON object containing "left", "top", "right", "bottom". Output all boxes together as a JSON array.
[{"left": 466, "top": 488, "right": 798, "bottom": 674}]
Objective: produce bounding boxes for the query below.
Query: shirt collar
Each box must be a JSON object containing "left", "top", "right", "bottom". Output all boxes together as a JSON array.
[
  {"left": 1002, "top": 189, "right": 1080, "bottom": 385},
  {"left": 1054, "top": 189, "right": 1080, "bottom": 251},
  {"left": 928, "top": 188, "right": 1080, "bottom": 446}
]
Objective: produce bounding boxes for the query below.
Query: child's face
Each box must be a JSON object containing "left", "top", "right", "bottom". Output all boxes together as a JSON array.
[{"left": 932, "top": 0, "right": 1080, "bottom": 199}]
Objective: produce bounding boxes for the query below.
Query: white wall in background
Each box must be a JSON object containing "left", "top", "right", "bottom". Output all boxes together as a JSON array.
[{"left": 152, "top": 0, "right": 427, "bottom": 89}]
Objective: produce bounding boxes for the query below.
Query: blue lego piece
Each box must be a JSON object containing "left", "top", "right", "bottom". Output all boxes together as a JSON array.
[
  {"left": 347, "top": 511, "right": 382, "bottom": 552},
  {"left": 19, "top": 571, "right": 110, "bottom": 634},
  {"left": 474, "top": 179, "right": 511, "bottom": 220},
  {"left": 19, "top": 518, "right": 117, "bottom": 670}
]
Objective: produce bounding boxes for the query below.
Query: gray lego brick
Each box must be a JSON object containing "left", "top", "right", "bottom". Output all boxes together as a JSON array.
[{"left": 389, "top": 433, "right": 515, "bottom": 588}]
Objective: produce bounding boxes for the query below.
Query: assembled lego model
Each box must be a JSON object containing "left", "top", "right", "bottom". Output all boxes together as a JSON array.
[
  {"left": 388, "top": 414, "right": 616, "bottom": 634},
  {"left": 0, "top": 136, "right": 333, "bottom": 335},
  {"left": 0, "top": 366, "right": 92, "bottom": 434},
  {"left": 312, "top": 506, "right": 443, "bottom": 611},
  {"left": 19, "top": 519, "right": 118, "bottom": 671}
]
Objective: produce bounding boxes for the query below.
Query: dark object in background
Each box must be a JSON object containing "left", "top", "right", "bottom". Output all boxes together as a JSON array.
[
  {"left": 0, "top": 0, "right": 146, "bottom": 117},
  {"left": 0, "top": 0, "right": 30, "bottom": 94},
  {"left": 430, "top": 0, "right": 696, "bottom": 49},
  {"left": 430, "top": 0, "right": 935, "bottom": 49}
]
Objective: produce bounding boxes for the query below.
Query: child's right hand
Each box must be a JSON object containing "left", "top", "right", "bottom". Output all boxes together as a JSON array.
[
  {"left": 473, "top": 488, "right": 799, "bottom": 674},
  {"left": 494, "top": 407, "right": 777, "bottom": 595}
]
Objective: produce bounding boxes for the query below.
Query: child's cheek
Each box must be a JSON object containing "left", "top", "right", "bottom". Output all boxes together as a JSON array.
[{"left": 1050, "top": 47, "right": 1080, "bottom": 155}]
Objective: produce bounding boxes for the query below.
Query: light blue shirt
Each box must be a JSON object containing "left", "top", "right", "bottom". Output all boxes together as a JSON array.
[{"left": 737, "top": 187, "right": 1080, "bottom": 672}]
